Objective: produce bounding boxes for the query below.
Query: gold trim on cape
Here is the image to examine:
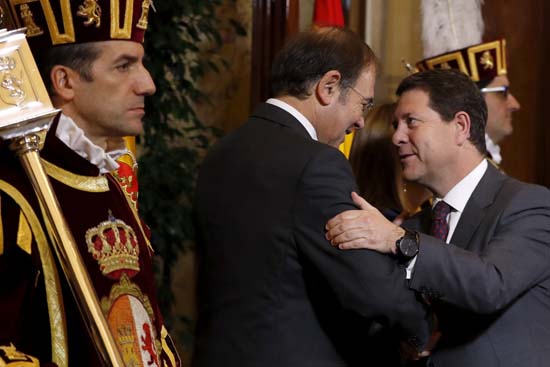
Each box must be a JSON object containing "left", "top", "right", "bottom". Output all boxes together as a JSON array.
[
  {"left": 17, "top": 211, "right": 32, "bottom": 254},
  {"left": 161, "top": 326, "right": 178, "bottom": 367},
  {"left": 42, "top": 159, "right": 109, "bottom": 192},
  {"left": 0, "top": 195, "right": 3, "bottom": 255},
  {"left": 108, "top": 173, "right": 153, "bottom": 253},
  {"left": 0, "top": 180, "right": 68, "bottom": 367}
]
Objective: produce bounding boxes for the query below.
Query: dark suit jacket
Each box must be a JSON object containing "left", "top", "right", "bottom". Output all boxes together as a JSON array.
[
  {"left": 405, "top": 164, "right": 550, "bottom": 367},
  {"left": 194, "top": 103, "right": 432, "bottom": 367}
]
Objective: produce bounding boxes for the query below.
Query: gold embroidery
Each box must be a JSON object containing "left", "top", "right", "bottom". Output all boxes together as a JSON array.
[
  {"left": 467, "top": 40, "right": 504, "bottom": 82},
  {"left": 85, "top": 211, "right": 140, "bottom": 277},
  {"left": 77, "top": 0, "right": 101, "bottom": 27},
  {"left": 110, "top": 173, "right": 153, "bottom": 253},
  {"left": 19, "top": 3, "right": 43, "bottom": 37},
  {"left": 110, "top": 0, "right": 133, "bottom": 39},
  {"left": 41, "top": 159, "right": 109, "bottom": 192},
  {"left": 136, "top": 0, "right": 150, "bottom": 29},
  {"left": 424, "top": 51, "right": 468, "bottom": 77},
  {"left": 0, "top": 195, "right": 3, "bottom": 255},
  {"left": 479, "top": 50, "right": 494, "bottom": 70},
  {"left": 39, "top": 0, "right": 75, "bottom": 44},
  {"left": 17, "top": 211, "right": 32, "bottom": 255},
  {"left": 101, "top": 272, "right": 154, "bottom": 318},
  {"left": 117, "top": 325, "right": 139, "bottom": 365},
  {"left": 0, "top": 343, "right": 39, "bottom": 366},
  {"left": 0, "top": 180, "right": 68, "bottom": 367},
  {"left": 161, "top": 326, "right": 179, "bottom": 367}
]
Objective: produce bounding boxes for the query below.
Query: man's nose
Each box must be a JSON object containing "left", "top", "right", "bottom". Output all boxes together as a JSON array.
[
  {"left": 354, "top": 116, "right": 365, "bottom": 130},
  {"left": 392, "top": 123, "right": 407, "bottom": 146},
  {"left": 136, "top": 65, "right": 156, "bottom": 96},
  {"left": 507, "top": 92, "right": 520, "bottom": 111}
]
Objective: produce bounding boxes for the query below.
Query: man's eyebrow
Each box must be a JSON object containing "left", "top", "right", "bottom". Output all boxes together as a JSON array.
[{"left": 113, "top": 54, "right": 140, "bottom": 64}]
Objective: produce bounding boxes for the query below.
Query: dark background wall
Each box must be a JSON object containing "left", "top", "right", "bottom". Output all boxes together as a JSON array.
[{"left": 483, "top": 0, "right": 550, "bottom": 186}]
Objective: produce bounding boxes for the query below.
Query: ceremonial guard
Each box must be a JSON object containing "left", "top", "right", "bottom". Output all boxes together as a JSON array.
[{"left": 0, "top": 0, "right": 180, "bottom": 366}]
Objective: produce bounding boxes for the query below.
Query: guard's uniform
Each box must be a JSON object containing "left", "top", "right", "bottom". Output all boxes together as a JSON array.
[{"left": 0, "top": 115, "right": 180, "bottom": 367}]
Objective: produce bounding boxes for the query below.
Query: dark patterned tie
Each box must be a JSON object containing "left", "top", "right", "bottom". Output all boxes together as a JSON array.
[{"left": 430, "top": 201, "right": 452, "bottom": 240}]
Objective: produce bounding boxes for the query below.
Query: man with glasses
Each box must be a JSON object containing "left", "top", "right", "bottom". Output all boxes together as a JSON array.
[
  {"left": 194, "top": 27, "right": 434, "bottom": 367},
  {"left": 416, "top": 39, "right": 520, "bottom": 166},
  {"left": 479, "top": 76, "right": 520, "bottom": 164}
]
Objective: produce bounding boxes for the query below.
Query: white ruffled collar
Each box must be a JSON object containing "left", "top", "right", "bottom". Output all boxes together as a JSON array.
[
  {"left": 485, "top": 134, "right": 502, "bottom": 165},
  {"left": 55, "top": 113, "right": 127, "bottom": 174}
]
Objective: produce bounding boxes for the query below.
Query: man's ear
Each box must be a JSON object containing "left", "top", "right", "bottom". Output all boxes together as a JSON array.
[
  {"left": 454, "top": 111, "right": 472, "bottom": 145},
  {"left": 50, "top": 65, "right": 77, "bottom": 101},
  {"left": 316, "top": 70, "right": 341, "bottom": 105}
]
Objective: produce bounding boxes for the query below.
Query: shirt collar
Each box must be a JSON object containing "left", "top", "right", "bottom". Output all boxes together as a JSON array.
[
  {"left": 55, "top": 113, "right": 126, "bottom": 174},
  {"left": 436, "top": 159, "right": 488, "bottom": 213},
  {"left": 266, "top": 98, "right": 318, "bottom": 140},
  {"left": 485, "top": 133, "right": 502, "bottom": 164}
]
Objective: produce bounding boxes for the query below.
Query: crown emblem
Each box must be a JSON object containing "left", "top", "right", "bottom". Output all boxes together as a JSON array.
[{"left": 86, "top": 211, "right": 140, "bottom": 279}]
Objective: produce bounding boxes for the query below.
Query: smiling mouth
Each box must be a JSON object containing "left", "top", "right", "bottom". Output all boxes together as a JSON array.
[{"left": 399, "top": 153, "right": 415, "bottom": 161}]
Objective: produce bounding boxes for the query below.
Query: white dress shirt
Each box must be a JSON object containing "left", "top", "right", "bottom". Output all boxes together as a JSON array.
[
  {"left": 406, "top": 159, "right": 488, "bottom": 278},
  {"left": 266, "top": 98, "right": 318, "bottom": 141}
]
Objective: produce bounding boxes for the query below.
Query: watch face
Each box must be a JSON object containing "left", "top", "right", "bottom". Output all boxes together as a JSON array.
[{"left": 398, "top": 232, "right": 419, "bottom": 258}]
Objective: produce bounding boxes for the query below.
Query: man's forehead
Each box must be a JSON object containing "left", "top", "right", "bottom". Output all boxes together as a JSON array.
[
  {"left": 354, "top": 66, "right": 376, "bottom": 92},
  {"left": 396, "top": 89, "right": 430, "bottom": 111}
]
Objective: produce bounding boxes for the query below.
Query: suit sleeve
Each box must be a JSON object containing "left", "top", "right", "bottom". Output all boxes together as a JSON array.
[
  {"left": 292, "top": 147, "right": 433, "bottom": 348},
  {"left": 410, "top": 184, "right": 550, "bottom": 314}
]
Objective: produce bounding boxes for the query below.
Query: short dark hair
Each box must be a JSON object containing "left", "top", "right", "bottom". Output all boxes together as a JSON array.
[
  {"left": 270, "top": 27, "right": 375, "bottom": 99},
  {"left": 396, "top": 69, "right": 488, "bottom": 154},
  {"left": 36, "top": 42, "right": 102, "bottom": 96}
]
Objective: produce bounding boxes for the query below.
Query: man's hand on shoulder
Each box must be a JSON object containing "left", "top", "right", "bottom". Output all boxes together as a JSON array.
[{"left": 325, "top": 192, "right": 404, "bottom": 254}]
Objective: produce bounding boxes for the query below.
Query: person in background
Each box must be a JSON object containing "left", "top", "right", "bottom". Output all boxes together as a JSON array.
[
  {"left": 0, "top": 1, "right": 180, "bottom": 366},
  {"left": 416, "top": 39, "right": 520, "bottom": 166},
  {"left": 326, "top": 69, "right": 550, "bottom": 367},
  {"left": 349, "top": 103, "right": 432, "bottom": 222}
]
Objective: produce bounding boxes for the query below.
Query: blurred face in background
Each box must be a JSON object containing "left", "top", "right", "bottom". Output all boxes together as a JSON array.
[{"left": 483, "top": 75, "right": 520, "bottom": 143}]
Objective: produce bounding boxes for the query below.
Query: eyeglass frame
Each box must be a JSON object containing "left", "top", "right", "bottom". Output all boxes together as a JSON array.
[
  {"left": 480, "top": 85, "right": 509, "bottom": 98},
  {"left": 349, "top": 86, "right": 375, "bottom": 114}
]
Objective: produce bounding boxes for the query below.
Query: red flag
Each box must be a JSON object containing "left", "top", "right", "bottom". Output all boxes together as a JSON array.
[{"left": 313, "top": 0, "right": 344, "bottom": 27}]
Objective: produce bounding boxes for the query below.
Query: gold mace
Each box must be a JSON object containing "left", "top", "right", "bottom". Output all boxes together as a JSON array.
[{"left": 0, "top": 29, "right": 125, "bottom": 367}]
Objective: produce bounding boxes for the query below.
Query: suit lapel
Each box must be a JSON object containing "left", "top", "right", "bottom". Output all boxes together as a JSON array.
[{"left": 449, "top": 163, "right": 506, "bottom": 249}]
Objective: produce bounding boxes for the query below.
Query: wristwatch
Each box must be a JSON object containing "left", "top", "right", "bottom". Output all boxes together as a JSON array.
[{"left": 396, "top": 228, "right": 420, "bottom": 260}]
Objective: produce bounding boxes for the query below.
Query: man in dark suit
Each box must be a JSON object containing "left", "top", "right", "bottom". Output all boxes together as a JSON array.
[
  {"left": 193, "top": 27, "right": 433, "bottom": 367},
  {"left": 326, "top": 69, "right": 550, "bottom": 367}
]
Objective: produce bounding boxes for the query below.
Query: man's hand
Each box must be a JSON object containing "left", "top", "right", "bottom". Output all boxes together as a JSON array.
[
  {"left": 400, "top": 327, "right": 441, "bottom": 362},
  {"left": 325, "top": 192, "right": 404, "bottom": 254}
]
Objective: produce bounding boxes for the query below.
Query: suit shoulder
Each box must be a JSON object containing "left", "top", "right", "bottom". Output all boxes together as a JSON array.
[
  {"left": 500, "top": 175, "right": 550, "bottom": 202},
  {"left": 491, "top": 175, "right": 550, "bottom": 217}
]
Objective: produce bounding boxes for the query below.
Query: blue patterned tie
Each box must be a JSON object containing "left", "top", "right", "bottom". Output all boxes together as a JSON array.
[{"left": 430, "top": 201, "right": 451, "bottom": 241}]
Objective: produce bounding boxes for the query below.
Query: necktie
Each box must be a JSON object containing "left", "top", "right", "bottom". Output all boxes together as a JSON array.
[{"left": 430, "top": 201, "right": 451, "bottom": 241}]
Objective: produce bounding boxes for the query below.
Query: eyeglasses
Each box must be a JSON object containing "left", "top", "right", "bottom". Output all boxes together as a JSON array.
[
  {"left": 349, "top": 86, "right": 375, "bottom": 113},
  {"left": 480, "top": 85, "right": 509, "bottom": 98}
]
